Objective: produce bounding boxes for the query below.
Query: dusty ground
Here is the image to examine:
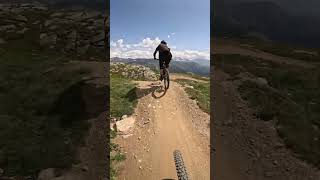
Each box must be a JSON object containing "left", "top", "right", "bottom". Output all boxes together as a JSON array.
[
  {"left": 115, "top": 75, "right": 210, "bottom": 180},
  {"left": 56, "top": 112, "right": 108, "bottom": 180}
]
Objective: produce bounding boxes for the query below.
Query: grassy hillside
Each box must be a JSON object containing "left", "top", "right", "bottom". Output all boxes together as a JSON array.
[
  {"left": 110, "top": 75, "right": 137, "bottom": 119},
  {"left": 0, "top": 2, "right": 108, "bottom": 177},
  {"left": 0, "top": 39, "right": 93, "bottom": 176},
  {"left": 214, "top": 53, "right": 320, "bottom": 167},
  {"left": 174, "top": 78, "right": 210, "bottom": 113}
]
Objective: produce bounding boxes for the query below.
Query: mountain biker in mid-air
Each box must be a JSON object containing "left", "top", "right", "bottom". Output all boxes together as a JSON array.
[{"left": 153, "top": 40, "right": 172, "bottom": 81}]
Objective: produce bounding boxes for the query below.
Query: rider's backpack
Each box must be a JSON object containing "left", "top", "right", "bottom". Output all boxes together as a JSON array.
[
  {"left": 164, "top": 49, "right": 172, "bottom": 63},
  {"left": 167, "top": 50, "right": 172, "bottom": 61}
]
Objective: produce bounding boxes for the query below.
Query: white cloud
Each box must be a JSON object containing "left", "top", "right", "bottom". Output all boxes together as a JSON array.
[
  {"left": 117, "top": 39, "right": 123, "bottom": 44},
  {"left": 110, "top": 41, "right": 116, "bottom": 47},
  {"left": 110, "top": 37, "right": 209, "bottom": 60},
  {"left": 168, "top": 32, "right": 176, "bottom": 39},
  {"left": 172, "top": 49, "right": 210, "bottom": 60}
]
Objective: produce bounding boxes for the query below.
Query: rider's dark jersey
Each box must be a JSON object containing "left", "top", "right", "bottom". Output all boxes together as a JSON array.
[{"left": 154, "top": 43, "right": 170, "bottom": 60}]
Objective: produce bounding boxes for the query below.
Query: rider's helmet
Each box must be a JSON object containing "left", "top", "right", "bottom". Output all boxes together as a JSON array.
[{"left": 161, "top": 40, "right": 167, "bottom": 45}]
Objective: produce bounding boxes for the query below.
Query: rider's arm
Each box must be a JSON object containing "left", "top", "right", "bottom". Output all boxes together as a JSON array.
[{"left": 153, "top": 46, "right": 159, "bottom": 59}]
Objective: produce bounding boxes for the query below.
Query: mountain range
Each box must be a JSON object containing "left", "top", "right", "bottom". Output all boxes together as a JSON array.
[
  {"left": 224, "top": 0, "right": 320, "bottom": 17},
  {"left": 213, "top": 0, "right": 320, "bottom": 48},
  {"left": 111, "top": 57, "right": 210, "bottom": 77}
]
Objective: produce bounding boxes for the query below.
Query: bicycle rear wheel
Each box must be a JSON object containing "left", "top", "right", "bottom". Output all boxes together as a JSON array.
[
  {"left": 163, "top": 68, "right": 170, "bottom": 89},
  {"left": 173, "top": 150, "right": 188, "bottom": 180}
]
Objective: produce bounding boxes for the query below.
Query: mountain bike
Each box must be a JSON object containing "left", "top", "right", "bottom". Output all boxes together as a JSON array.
[
  {"left": 173, "top": 150, "right": 189, "bottom": 180},
  {"left": 155, "top": 58, "right": 170, "bottom": 89}
]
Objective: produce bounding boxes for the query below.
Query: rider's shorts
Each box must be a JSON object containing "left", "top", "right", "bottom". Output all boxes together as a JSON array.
[{"left": 159, "top": 59, "right": 169, "bottom": 69}]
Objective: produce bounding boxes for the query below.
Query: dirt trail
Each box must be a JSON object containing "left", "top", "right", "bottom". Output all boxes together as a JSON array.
[
  {"left": 170, "top": 74, "right": 209, "bottom": 83},
  {"left": 116, "top": 75, "right": 210, "bottom": 180}
]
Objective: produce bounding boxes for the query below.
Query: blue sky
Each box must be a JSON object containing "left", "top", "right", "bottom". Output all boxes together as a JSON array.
[{"left": 110, "top": 0, "right": 210, "bottom": 60}]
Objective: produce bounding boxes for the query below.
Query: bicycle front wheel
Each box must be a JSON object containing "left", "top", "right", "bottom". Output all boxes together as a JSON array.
[{"left": 173, "top": 150, "right": 188, "bottom": 180}]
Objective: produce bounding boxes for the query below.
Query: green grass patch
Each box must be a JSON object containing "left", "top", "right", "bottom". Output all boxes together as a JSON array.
[
  {"left": 239, "top": 80, "right": 320, "bottom": 166},
  {"left": 110, "top": 74, "right": 137, "bottom": 179},
  {"left": 110, "top": 74, "right": 138, "bottom": 119},
  {"left": 110, "top": 129, "right": 126, "bottom": 180},
  {"left": 175, "top": 79, "right": 210, "bottom": 113}
]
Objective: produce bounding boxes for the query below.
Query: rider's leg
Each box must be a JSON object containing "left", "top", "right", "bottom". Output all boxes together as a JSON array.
[
  {"left": 160, "top": 69, "right": 164, "bottom": 76},
  {"left": 165, "top": 59, "right": 169, "bottom": 68},
  {"left": 159, "top": 69, "right": 164, "bottom": 81},
  {"left": 159, "top": 59, "right": 165, "bottom": 81}
]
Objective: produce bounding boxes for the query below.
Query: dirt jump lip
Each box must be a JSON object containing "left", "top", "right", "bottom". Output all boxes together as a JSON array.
[{"left": 134, "top": 81, "right": 168, "bottom": 99}]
